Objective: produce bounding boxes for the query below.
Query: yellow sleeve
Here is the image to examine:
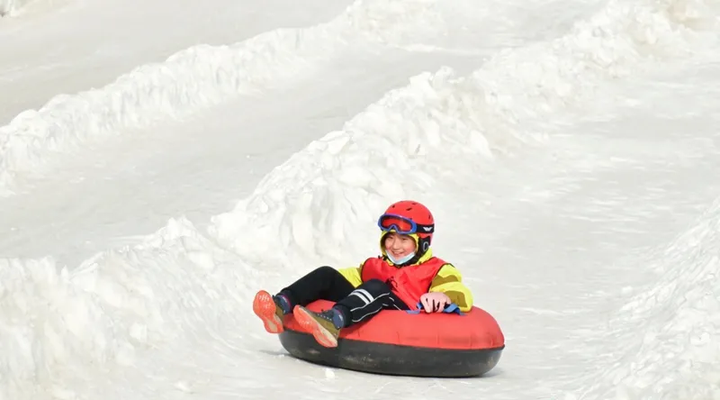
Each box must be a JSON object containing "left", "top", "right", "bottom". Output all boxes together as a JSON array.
[
  {"left": 337, "top": 265, "right": 363, "bottom": 288},
  {"left": 428, "top": 264, "right": 474, "bottom": 312}
]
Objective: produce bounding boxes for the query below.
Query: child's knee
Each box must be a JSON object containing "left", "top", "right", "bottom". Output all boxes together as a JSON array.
[
  {"left": 313, "top": 265, "right": 336, "bottom": 274},
  {"left": 310, "top": 265, "right": 344, "bottom": 280}
]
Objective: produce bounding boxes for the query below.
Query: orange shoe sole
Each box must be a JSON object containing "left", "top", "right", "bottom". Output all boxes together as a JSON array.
[
  {"left": 253, "top": 290, "right": 284, "bottom": 334},
  {"left": 293, "top": 305, "right": 338, "bottom": 348}
]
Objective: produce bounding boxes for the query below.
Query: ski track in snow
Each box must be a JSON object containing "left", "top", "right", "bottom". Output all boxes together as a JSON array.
[{"left": 1, "top": 0, "right": 720, "bottom": 399}]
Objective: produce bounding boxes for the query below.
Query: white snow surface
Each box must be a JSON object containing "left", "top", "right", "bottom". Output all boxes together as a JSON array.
[
  {"left": 1, "top": 0, "right": 720, "bottom": 399},
  {"left": 0, "top": 0, "right": 30, "bottom": 17}
]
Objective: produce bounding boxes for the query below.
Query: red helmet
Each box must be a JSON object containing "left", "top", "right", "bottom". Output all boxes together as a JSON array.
[{"left": 377, "top": 200, "right": 435, "bottom": 258}]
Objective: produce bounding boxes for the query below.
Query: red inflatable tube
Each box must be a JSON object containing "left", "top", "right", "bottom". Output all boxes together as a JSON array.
[{"left": 278, "top": 300, "right": 505, "bottom": 377}]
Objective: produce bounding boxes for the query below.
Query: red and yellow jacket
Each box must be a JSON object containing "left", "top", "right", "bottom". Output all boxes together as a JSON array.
[{"left": 337, "top": 248, "right": 474, "bottom": 312}]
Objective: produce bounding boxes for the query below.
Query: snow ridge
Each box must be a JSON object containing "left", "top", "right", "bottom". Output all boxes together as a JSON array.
[
  {"left": 574, "top": 195, "right": 720, "bottom": 400},
  {"left": 209, "top": 0, "right": 720, "bottom": 268},
  {"left": 0, "top": 0, "right": 30, "bottom": 17},
  {"left": 0, "top": 0, "right": 445, "bottom": 196},
  {"left": 473, "top": 0, "right": 720, "bottom": 123},
  {"left": 0, "top": 218, "right": 257, "bottom": 400}
]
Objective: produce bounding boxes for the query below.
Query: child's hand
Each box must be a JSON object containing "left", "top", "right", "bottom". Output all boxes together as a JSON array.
[{"left": 419, "top": 292, "right": 451, "bottom": 313}]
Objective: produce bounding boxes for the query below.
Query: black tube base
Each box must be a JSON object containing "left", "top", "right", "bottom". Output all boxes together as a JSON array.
[{"left": 278, "top": 329, "right": 504, "bottom": 378}]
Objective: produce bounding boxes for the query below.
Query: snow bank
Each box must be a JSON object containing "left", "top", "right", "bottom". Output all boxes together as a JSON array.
[
  {"left": 208, "top": 67, "right": 510, "bottom": 269},
  {"left": 473, "top": 0, "right": 719, "bottom": 123},
  {"left": 0, "top": 0, "right": 445, "bottom": 196},
  {"left": 0, "top": 0, "right": 59, "bottom": 17},
  {"left": 0, "top": 0, "right": 30, "bottom": 17},
  {"left": 573, "top": 195, "right": 720, "bottom": 400},
  {"left": 0, "top": 218, "right": 260, "bottom": 400},
  {"left": 208, "top": 0, "right": 720, "bottom": 269}
]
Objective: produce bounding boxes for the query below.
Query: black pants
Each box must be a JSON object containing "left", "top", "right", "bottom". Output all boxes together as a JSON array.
[{"left": 279, "top": 266, "right": 410, "bottom": 327}]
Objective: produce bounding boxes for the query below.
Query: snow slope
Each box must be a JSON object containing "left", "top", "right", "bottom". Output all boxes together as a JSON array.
[
  {"left": 0, "top": 0, "right": 471, "bottom": 195},
  {"left": 0, "top": 0, "right": 354, "bottom": 122},
  {"left": 0, "top": 0, "right": 31, "bottom": 17},
  {"left": 211, "top": 0, "right": 720, "bottom": 266},
  {"left": 567, "top": 60, "right": 720, "bottom": 399},
  {"left": 0, "top": 49, "right": 486, "bottom": 267},
  {"left": 1, "top": 0, "right": 720, "bottom": 399},
  {"left": 575, "top": 196, "right": 720, "bottom": 399}
]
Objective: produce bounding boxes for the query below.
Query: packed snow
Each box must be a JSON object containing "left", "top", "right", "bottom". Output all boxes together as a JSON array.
[{"left": 1, "top": 0, "right": 719, "bottom": 399}]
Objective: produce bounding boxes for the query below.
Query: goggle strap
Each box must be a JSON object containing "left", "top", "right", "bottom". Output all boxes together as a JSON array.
[{"left": 414, "top": 223, "right": 434, "bottom": 234}]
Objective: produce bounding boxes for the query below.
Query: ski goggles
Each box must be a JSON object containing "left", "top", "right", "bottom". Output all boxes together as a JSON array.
[{"left": 377, "top": 213, "right": 434, "bottom": 235}]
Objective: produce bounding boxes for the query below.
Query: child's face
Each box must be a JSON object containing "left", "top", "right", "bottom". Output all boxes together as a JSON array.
[{"left": 383, "top": 232, "right": 417, "bottom": 259}]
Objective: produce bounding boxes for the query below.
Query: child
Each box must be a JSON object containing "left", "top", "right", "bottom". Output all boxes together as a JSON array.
[{"left": 252, "top": 200, "right": 474, "bottom": 348}]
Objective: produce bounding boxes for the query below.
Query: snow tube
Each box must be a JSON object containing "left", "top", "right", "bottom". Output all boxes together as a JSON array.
[{"left": 278, "top": 300, "right": 505, "bottom": 377}]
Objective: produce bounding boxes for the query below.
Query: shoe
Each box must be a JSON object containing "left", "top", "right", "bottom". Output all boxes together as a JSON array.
[
  {"left": 252, "top": 290, "right": 291, "bottom": 334},
  {"left": 293, "top": 305, "right": 343, "bottom": 348}
]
